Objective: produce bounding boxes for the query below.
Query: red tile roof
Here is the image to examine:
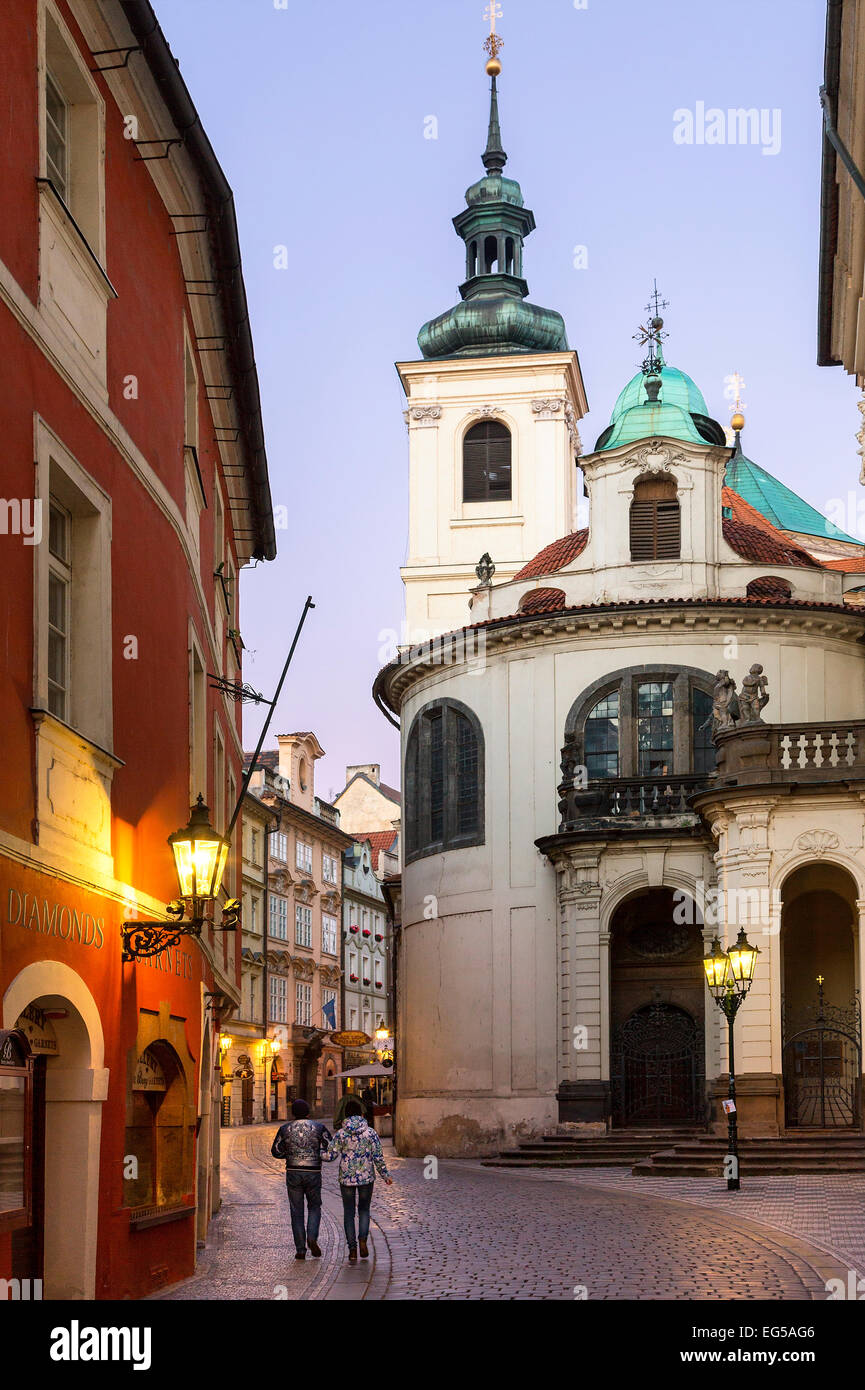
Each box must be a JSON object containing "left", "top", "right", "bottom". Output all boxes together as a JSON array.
[
  {"left": 519, "top": 586, "right": 566, "bottom": 614},
  {"left": 745, "top": 575, "right": 793, "bottom": 599},
  {"left": 355, "top": 830, "right": 399, "bottom": 871},
  {"left": 513, "top": 529, "right": 589, "bottom": 581},
  {"left": 823, "top": 557, "right": 865, "bottom": 572},
  {"left": 721, "top": 516, "right": 821, "bottom": 569}
]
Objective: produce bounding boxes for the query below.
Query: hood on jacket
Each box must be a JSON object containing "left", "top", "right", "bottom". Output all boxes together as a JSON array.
[{"left": 343, "top": 1115, "right": 368, "bottom": 1133}]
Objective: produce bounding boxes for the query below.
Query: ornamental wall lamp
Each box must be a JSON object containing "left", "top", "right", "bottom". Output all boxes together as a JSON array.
[
  {"left": 703, "top": 928, "right": 761, "bottom": 1192},
  {"left": 218, "top": 1032, "right": 232, "bottom": 1056},
  {"left": 122, "top": 796, "right": 241, "bottom": 961}
]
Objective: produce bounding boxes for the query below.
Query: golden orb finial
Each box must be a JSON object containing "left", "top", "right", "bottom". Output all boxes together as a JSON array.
[
  {"left": 731, "top": 411, "right": 745, "bottom": 432},
  {"left": 483, "top": 2, "right": 503, "bottom": 74},
  {"left": 485, "top": 55, "right": 502, "bottom": 76}
]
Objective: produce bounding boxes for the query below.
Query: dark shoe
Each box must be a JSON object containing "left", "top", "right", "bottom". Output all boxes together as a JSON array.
[
  {"left": 348, "top": 1247, "right": 358, "bottom": 1262},
  {"left": 307, "top": 1238, "right": 322, "bottom": 1258},
  {"left": 359, "top": 1238, "right": 369, "bottom": 1259},
  {"left": 295, "top": 1251, "right": 306, "bottom": 1260}
]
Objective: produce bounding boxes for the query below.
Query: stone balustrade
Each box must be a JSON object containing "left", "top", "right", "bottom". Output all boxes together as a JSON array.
[{"left": 714, "top": 719, "right": 865, "bottom": 785}]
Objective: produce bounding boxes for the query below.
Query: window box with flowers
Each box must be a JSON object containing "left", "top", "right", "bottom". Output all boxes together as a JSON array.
[
  {"left": 374, "top": 933, "right": 383, "bottom": 942},
  {"left": 374, "top": 981, "right": 383, "bottom": 989},
  {"left": 362, "top": 977, "right": 370, "bottom": 986},
  {"left": 349, "top": 924, "right": 359, "bottom": 934},
  {"left": 350, "top": 973, "right": 358, "bottom": 983},
  {"left": 362, "top": 928, "right": 371, "bottom": 938}
]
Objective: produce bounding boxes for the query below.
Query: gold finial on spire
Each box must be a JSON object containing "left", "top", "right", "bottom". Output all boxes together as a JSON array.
[
  {"left": 484, "top": 1, "right": 503, "bottom": 75},
  {"left": 725, "top": 371, "right": 747, "bottom": 433}
]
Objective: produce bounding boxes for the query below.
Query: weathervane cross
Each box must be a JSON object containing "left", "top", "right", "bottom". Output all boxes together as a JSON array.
[
  {"left": 484, "top": 1, "right": 504, "bottom": 58},
  {"left": 645, "top": 279, "right": 669, "bottom": 321}
]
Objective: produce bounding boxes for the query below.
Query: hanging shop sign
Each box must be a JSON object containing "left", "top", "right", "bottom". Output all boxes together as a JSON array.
[
  {"left": 0, "top": 1029, "right": 30, "bottom": 1069},
  {"left": 14, "top": 1002, "right": 59, "bottom": 1055},
  {"left": 329, "top": 1030, "right": 371, "bottom": 1048},
  {"left": 133, "top": 1048, "right": 167, "bottom": 1092}
]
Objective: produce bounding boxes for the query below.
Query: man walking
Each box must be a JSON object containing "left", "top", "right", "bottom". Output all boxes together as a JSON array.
[
  {"left": 271, "top": 1098, "right": 332, "bottom": 1260},
  {"left": 325, "top": 1099, "right": 392, "bottom": 1262}
]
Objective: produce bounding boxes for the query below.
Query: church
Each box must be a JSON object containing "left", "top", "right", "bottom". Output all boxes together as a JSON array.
[{"left": 374, "top": 46, "right": 865, "bottom": 1159}]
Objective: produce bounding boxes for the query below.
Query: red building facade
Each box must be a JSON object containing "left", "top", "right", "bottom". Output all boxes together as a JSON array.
[{"left": 0, "top": 0, "right": 275, "bottom": 1298}]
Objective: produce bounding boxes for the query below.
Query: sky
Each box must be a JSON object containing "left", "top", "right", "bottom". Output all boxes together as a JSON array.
[{"left": 157, "top": 0, "right": 858, "bottom": 802}]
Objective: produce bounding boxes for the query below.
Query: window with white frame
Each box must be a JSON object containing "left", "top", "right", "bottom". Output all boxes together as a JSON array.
[
  {"left": 295, "top": 904, "right": 312, "bottom": 948},
  {"left": 36, "top": 429, "right": 112, "bottom": 749},
  {"left": 250, "top": 895, "right": 258, "bottom": 934},
  {"left": 362, "top": 1009, "right": 371, "bottom": 1037},
  {"left": 322, "top": 987, "right": 337, "bottom": 1025},
  {"left": 47, "top": 499, "right": 71, "bottom": 720},
  {"left": 271, "top": 831, "right": 288, "bottom": 863},
  {"left": 322, "top": 913, "right": 338, "bottom": 956},
  {"left": 349, "top": 950, "right": 357, "bottom": 979},
  {"left": 296, "top": 840, "right": 312, "bottom": 874},
  {"left": 361, "top": 954, "right": 370, "bottom": 984},
  {"left": 322, "top": 852, "right": 339, "bottom": 884},
  {"left": 349, "top": 1008, "right": 358, "bottom": 1031},
  {"left": 295, "top": 982, "right": 311, "bottom": 1026},
  {"left": 42, "top": 7, "right": 105, "bottom": 256},
  {"left": 374, "top": 958, "right": 383, "bottom": 988},
  {"left": 269, "top": 896, "right": 287, "bottom": 940},
  {"left": 269, "top": 975, "right": 287, "bottom": 1024}
]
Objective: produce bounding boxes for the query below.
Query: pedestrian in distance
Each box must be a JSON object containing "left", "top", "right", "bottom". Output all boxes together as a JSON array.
[
  {"left": 271, "top": 1098, "right": 332, "bottom": 1260},
  {"left": 324, "top": 1099, "right": 392, "bottom": 1262},
  {"left": 360, "top": 1082, "right": 376, "bottom": 1127},
  {"left": 332, "top": 1087, "right": 355, "bottom": 1132}
]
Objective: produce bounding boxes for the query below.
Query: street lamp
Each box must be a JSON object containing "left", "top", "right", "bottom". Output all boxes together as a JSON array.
[
  {"left": 703, "top": 928, "right": 761, "bottom": 1191},
  {"left": 122, "top": 795, "right": 240, "bottom": 961}
]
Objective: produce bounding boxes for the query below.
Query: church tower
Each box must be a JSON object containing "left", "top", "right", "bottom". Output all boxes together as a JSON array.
[{"left": 398, "top": 20, "right": 588, "bottom": 638}]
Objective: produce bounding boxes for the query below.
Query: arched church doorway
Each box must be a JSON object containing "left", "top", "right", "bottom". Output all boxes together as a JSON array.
[
  {"left": 610, "top": 889, "right": 706, "bottom": 1127},
  {"left": 781, "top": 864, "right": 861, "bottom": 1129}
]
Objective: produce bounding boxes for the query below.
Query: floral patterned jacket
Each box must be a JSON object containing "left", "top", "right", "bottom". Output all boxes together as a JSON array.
[{"left": 323, "top": 1115, "right": 390, "bottom": 1186}]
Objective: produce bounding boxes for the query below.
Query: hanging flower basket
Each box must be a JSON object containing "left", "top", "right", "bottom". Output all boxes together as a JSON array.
[
  {"left": 349, "top": 973, "right": 358, "bottom": 982},
  {"left": 374, "top": 933, "right": 383, "bottom": 942},
  {"left": 349, "top": 925, "right": 359, "bottom": 934},
  {"left": 362, "top": 928, "right": 371, "bottom": 937},
  {"left": 362, "top": 978, "right": 371, "bottom": 986}
]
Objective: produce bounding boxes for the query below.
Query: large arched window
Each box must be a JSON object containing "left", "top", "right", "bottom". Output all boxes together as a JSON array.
[
  {"left": 629, "top": 473, "right": 680, "bottom": 560},
  {"left": 566, "top": 666, "right": 716, "bottom": 780},
  {"left": 405, "top": 699, "right": 485, "bottom": 862},
  {"left": 463, "top": 421, "right": 512, "bottom": 502}
]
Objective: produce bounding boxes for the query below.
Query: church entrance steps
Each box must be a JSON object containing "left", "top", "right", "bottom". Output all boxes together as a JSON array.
[
  {"left": 632, "top": 1133, "right": 865, "bottom": 1177},
  {"left": 480, "top": 1128, "right": 706, "bottom": 1168},
  {"left": 481, "top": 1130, "right": 865, "bottom": 1173}
]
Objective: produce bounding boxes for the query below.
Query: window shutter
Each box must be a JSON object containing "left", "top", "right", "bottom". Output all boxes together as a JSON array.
[
  {"left": 654, "top": 500, "right": 681, "bottom": 558},
  {"left": 630, "top": 490, "right": 680, "bottom": 561},
  {"left": 463, "top": 422, "right": 512, "bottom": 502}
]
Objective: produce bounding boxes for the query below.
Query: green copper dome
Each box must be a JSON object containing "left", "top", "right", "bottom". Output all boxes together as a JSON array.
[
  {"left": 725, "top": 433, "right": 859, "bottom": 543},
  {"left": 595, "top": 361, "right": 726, "bottom": 451},
  {"left": 418, "top": 76, "right": 567, "bottom": 360}
]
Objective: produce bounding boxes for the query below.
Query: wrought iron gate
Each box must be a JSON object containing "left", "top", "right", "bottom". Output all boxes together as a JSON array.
[
  {"left": 611, "top": 1000, "right": 704, "bottom": 1126},
  {"left": 782, "top": 982, "right": 861, "bottom": 1129}
]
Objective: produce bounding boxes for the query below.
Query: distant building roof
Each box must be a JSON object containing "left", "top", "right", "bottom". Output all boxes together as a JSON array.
[
  {"left": 354, "top": 831, "right": 400, "bottom": 871},
  {"left": 337, "top": 771, "right": 401, "bottom": 806}
]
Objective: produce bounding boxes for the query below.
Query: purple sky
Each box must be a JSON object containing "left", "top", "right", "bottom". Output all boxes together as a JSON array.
[{"left": 159, "top": 0, "right": 857, "bottom": 802}]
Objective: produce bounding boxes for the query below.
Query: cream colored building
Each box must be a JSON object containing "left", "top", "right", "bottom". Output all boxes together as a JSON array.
[
  {"left": 374, "top": 70, "right": 865, "bottom": 1158},
  {"left": 246, "top": 734, "right": 353, "bottom": 1119},
  {"left": 334, "top": 764, "right": 401, "bottom": 836}
]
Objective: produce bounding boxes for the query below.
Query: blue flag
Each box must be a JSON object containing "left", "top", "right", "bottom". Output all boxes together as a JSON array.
[{"left": 322, "top": 998, "right": 336, "bottom": 1030}]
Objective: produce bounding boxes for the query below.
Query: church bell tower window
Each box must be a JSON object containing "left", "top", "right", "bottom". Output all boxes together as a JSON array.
[
  {"left": 463, "top": 421, "right": 512, "bottom": 502},
  {"left": 629, "top": 474, "right": 680, "bottom": 560}
]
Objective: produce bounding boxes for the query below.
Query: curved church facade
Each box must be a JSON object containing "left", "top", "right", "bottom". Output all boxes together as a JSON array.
[{"left": 376, "top": 71, "right": 865, "bottom": 1157}]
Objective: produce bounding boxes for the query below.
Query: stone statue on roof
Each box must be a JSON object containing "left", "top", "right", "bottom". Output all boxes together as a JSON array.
[{"left": 738, "top": 663, "right": 770, "bottom": 724}]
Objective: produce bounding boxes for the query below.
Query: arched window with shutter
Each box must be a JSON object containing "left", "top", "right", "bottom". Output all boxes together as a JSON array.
[
  {"left": 463, "top": 420, "right": 512, "bottom": 502},
  {"left": 629, "top": 473, "right": 680, "bottom": 560},
  {"left": 405, "top": 698, "right": 485, "bottom": 862}
]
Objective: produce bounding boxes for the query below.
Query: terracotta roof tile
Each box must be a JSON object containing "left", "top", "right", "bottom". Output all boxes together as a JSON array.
[
  {"left": 354, "top": 830, "right": 399, "bottom": 871},
  {"left": 519, "top": 586, "right": 566, "bottom": 614},
  {"left": 721, "top": 516, "right": 821, "bottom": 569},
  {"left": 513, "top": 529, "right": 588, "bottom": 581},
  {"left": 745, "top": 575, "right": 793, "bottom": 599},
  {"left": 823, "top": 556, "right": 865, "bottom": 572}
]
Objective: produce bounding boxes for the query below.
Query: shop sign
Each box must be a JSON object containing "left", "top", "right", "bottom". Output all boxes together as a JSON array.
[
  {"left": 6, "top": 887, "right": 104, "bottom": 950},
  {"left": 14, "top": 1002, "right": 59, "bottom": 1055},
  {"left": 0, "top": 1030, "right": 30, "bottom": 1068},
  {"left": 329, "top": 1030, "right": 371, "bottom": 1047},
  {"left": 133, "top": 1048, "right": 167, "bottom": 1092}
]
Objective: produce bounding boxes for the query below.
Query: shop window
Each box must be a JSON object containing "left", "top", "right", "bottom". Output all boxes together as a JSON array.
[{"left": 124, "top": 1043, "right": 191, "bottom": 1214}]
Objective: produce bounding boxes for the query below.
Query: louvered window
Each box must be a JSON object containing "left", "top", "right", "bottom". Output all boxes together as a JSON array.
[
  {"left": 463, "top": 421, "right": 512, "bottom": 502},
  {"left": 629, "top": 475, "right": 680, "bottom": 560},
  {"left": 405, "top": 699, "right": 485, "bottom": 862}
]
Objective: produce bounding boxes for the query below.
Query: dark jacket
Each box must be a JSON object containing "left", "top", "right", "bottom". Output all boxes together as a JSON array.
[{"left": 271, "top": 1118, "right": 332, "bottom": 1171}]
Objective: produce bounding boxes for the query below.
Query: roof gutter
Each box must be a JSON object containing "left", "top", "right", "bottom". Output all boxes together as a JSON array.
[
  {"left": 118, "top": 0, "right": 276, "bottom": 561},
  {"left": 818, "top": 0, "right": 844, "bottom": 366}
]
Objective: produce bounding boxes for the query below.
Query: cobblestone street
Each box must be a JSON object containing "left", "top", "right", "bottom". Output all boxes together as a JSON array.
[{"left": 153, "top": 1127, "right": 859, "bottom": 1301}]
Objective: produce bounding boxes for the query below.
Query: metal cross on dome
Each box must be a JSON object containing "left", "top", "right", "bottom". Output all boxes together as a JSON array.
[
  {"left": 633, "top": 281, "right": 669, "bottom": 375},
  {"left": 484, "top": 1, "right": 503, "bottom": 59}
]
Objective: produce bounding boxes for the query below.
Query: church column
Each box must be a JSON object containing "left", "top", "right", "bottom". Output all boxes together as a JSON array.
[{"left": 554, "top": 848, "right": 607, "bottom": 1130}]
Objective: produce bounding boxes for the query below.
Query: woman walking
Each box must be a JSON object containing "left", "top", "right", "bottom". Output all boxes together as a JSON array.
[{"left": 325, "top": 1099, "right": 392, "bottom": 1261}]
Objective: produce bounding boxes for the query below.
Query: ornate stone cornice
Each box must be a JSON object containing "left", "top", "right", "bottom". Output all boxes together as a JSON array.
[
  {"left": 617, "top": 444, "right": 689, "bottom": 472},
  {"left": 408, "top": 405, "right": 442, "bottom": 425}
]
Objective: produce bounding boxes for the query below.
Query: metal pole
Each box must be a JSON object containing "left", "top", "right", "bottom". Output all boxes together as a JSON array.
[
  {"left": 226, "top": 595, "right": 315, "bottom": 842},
  {"left": 727, "top": 1002, "right": 740, "bottom": 1192}
]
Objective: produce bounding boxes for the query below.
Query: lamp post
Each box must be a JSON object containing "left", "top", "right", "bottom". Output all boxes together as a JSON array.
[
  {"left": 703, "top": 928, "right": 760, "bottom": 1191},
  {"left": 122, "top": 795, "right": 240, "bottom": 960},
  {"left": 260, "top": 1036, "right": 278, "bottom": 1122}
]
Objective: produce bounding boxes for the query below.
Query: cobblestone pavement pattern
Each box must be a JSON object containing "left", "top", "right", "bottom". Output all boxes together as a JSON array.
[{"left": 153, "top": 1127, "right": 855, "bottom": 1301}]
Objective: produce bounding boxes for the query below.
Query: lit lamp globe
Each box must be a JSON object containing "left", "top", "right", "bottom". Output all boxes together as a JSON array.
[
  {"left": 703, "top": 936, "right": 731, "bottom": 1000},
  {"left": 727, "top": 928, "right": 760, "bottom": 991},
  {"left": 168, "top": 795, "right": 230, "bottom": 902}
]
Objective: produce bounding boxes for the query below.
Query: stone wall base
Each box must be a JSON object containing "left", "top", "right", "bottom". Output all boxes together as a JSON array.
[
  {"left": 709, "top": 1073, "right": 783, "bottom": 1137},
  {"left": 556, "top": 1080, "right": 610, "bottom": 1126},
  {"left": 394, "top": 1096, "right": 557, "bottom": 1158}
]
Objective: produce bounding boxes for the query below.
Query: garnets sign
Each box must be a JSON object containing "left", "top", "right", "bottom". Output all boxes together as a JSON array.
[{"left": 329, "top": 1030, "right": 371, "bottom": 1047}]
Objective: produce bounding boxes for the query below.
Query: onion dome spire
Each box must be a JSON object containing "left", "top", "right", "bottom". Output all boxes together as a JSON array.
[{"left": 416, "top": 5, "right": 568, "bottom": 360}]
